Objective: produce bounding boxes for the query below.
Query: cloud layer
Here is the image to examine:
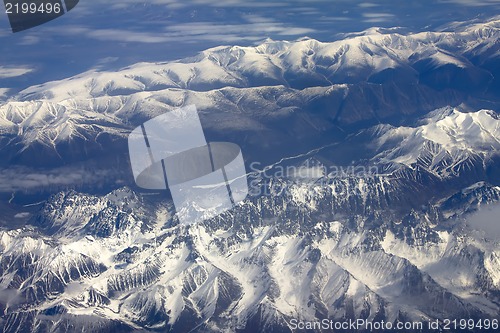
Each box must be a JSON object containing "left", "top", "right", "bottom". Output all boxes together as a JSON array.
[
  {"left": 0, "top": 66, "right": 33, "bottom": 79},
  {"left": 466, "top": 203, "right": 500, "bottom": 240}
]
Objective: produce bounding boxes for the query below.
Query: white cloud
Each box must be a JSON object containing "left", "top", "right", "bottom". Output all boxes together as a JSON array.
[
  {"left": 358, "top": 2, "right": 379, "bottom": 8},
  {"left": 362, "top": 13, "right": 395, "bottom": 18},
  {"left": 88, "top": 29, "right": 172, "bottom": 43},
  {"left": 14, "top": 212, "right": 31, "bottom": 219},
  {"left": 466, "top": 202, "right": 500, "bottom": 240},
  {"left": 18, "top": 35, "right": 40, "bottom": 45},
  {"left": 0, "top": 66, "right": 33, "bottom": 79},
  {"left": 440, "top": 0, "right": 500, "bottom": 6},
  {"left": 362, "top": 12, "right": 395, "bottom": 23},
  {"left": 0, "top": 88, "right": 9, "bottom": 99},
  {"left": 0, "top": 166, "right": 121, "bottom": 192},
  {"left": 46, "top": 19, "right": 317, "bottom": 45}
]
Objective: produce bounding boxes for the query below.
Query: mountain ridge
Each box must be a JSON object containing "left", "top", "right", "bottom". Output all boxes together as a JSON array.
[{"left": 0, "top": 16, "right": 500, "bottom": 333}]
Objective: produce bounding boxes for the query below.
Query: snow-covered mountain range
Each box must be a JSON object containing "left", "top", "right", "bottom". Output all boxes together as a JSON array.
[
  {"left": 0, "top": 17, "right": 499, "bottom": 333},
  {"left": 0, "top": 16, "right": 498, "bottom": 167}
]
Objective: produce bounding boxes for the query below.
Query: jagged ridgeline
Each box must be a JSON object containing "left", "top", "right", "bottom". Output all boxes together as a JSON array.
[{"left": 0, "top": 17, "right": 499, "bottom": 333}]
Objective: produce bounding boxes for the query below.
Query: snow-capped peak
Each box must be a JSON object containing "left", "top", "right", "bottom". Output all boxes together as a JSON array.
[{"left": 373, "top": 108, "right": 500, "bottom": 173}]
